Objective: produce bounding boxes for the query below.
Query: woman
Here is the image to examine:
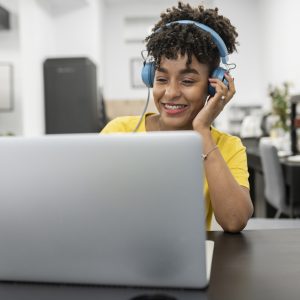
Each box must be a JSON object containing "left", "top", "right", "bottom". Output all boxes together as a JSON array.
[{"left": 101, "top": 1, "right": 253, "bottom": 232}]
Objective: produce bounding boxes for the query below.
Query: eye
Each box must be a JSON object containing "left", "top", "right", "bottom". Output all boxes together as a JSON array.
[
  {"left": 182, "top": 79, "right": 195, "bottom": 86},
  {"left": 155, "top": 77, "right": 168, "bottom": 84}
]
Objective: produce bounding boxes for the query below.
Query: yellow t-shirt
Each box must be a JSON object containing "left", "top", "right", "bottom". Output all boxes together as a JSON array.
[{"left": 101, "top": 114, "right": 250, "bottom": 230}]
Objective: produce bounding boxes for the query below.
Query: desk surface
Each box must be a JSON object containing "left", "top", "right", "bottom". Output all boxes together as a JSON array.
[{"left": 1, "top": 228, "right": 300, "bottom": 300}]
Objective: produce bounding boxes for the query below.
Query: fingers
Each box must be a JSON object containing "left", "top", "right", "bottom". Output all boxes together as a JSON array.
[
  {"left": 197, "top": 74, "right": 235, "bottom": 130},
  {"left": 208, "top": 73, "right": 235, "bottom": 103},
  {"left": 225, "top": 73, "right": 236, "bottom": 101}
]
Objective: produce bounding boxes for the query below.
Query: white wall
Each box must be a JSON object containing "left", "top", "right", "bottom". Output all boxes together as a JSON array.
[
  {"left": 211, "top": 0, "right": 265, "bottom": 129},
  {"left": 0, "top": 0, "right": 22, "bottom": 135},
  {"left": 53, "top": 0, "right": 102, "bottom": 74},
  {"left": 259, "top": 0, "right": 300, "bottom": 100},
  {"left": 19, "top": 0, "right": 55, "bottom": 136},
  {"left": 217, "top": 0, "right": 300, "bottom": 111},
  {"left": 103, "top": 1, "right": 163, "bottom": 101},
  {"left": 214, "top": 0, "right": 265, "bottom": 106}
]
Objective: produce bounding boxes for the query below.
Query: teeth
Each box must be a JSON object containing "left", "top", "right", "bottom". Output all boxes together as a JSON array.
[{"left": 165, "top": 104, "right": 186, "bottom": 110}]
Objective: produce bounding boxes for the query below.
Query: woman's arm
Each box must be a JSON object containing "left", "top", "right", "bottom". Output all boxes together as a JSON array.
[
  {"left": 200, "top": 129, "right": 253, "bottom": 232},
  {"left": 193, "top": 74, "right": 253, "bottom": 232}
]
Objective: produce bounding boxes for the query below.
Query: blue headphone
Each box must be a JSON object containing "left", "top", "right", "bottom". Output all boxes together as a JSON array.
[{"left": 141, "top": 20, "right": 230, "bottom": 96}]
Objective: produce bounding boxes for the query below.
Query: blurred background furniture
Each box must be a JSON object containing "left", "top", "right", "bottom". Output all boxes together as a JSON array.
[
  {"left": 244, "top": 137, "right": 300, "bottom": 218},
  {"left": 227, "top": 105, "right": 262, "bottom": 136},
  {"left": 290, "top": 95, "right": 300, "bottom": 154},
  {"left": 44, "top": 57, "right": 106, "bottom": 134},
  {"left": 259, "top": 139, "right": 300, "bottom": 218}
]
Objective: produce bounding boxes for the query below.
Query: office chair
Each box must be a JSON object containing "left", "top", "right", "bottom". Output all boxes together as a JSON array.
[{"left": 259, "top": 139, "right": 300, "bottom": 218}]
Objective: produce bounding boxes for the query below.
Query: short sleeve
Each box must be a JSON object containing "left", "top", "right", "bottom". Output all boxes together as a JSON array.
[
  {"left": 100, "top": 117, "right": 130, "bottom": 134},
  {"left": 225, "top": 137, "right": 250, "bottom": 189}
]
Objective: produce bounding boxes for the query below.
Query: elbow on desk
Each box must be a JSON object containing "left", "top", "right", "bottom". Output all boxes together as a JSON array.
[
  {"left": 222, "top": 221, "right": 247, "bottom": 233},
  {"left": 214, "top": 193, "right": 254, "bottom": 233},
  {"left": 217, "top": 213, "right": 252, "bottom": 233}
]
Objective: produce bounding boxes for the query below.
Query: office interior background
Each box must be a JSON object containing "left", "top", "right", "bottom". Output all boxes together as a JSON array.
[
  {"left": 0, "top": 0, "right": 300, "bottom": 137},
  {"left": 1, "top": 3, "right": 300, "bottom": 297}
]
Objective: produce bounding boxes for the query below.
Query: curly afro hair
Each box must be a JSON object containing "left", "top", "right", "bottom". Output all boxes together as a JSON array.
[{"left": 145, "top": 1, "right": 238, "bottom": 72}]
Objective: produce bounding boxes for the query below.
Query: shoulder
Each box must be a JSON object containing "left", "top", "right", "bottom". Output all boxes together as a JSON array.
[
  {"left": 211, "top": 127, "right": 243, "bottom": 143},
  {"left": 211, "top": 127, "right": 246, "bottom": 158},
  {"left": 101, "top": 116, "right": 141, "bottom": 133},
  {"left": 211, "top": 127, "right": 249, "bottom": 188}
]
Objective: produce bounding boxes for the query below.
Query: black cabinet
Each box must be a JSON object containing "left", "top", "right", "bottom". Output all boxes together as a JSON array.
[{"left": 44, "top": 57, "right": 100, "bottom": 134}]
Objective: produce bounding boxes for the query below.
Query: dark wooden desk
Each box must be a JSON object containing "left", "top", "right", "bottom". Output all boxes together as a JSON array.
[
  {"left": 243, "top": 138, "right": 300, "bottom": 217},
  {"left": 1, "top": 229, "right": 300, "bottom": 300}
]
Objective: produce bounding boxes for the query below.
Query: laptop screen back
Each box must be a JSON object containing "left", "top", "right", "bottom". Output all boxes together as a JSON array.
[{"left": 0, "top": 132, "right": 208, "bottom": 289}]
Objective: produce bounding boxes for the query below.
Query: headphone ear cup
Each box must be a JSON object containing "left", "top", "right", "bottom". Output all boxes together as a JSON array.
[
  {"left": 141, "top": 61, "right": 155, "bottom": 88},
  {"left": 208, "top": 67, "right": 228, "bottom": 96}
]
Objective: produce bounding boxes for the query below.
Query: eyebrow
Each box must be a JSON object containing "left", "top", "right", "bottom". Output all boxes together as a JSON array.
[{"left": 157, "top": 67, "right": 200, "bottom": 75}]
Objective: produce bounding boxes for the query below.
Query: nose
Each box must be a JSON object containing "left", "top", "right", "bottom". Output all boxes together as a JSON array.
[{"left": 164, "top": 80, "right": 181, "bottom": 100}]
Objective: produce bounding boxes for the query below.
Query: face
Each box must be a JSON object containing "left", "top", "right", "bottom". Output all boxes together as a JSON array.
[{"left": 153, "top": 54, "right": 209, "bottom": 130}]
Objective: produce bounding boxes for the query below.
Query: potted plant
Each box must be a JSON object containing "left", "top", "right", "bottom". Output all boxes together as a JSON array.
[{"left": 268, "top": 82, "right": 290, "bottom": 133}]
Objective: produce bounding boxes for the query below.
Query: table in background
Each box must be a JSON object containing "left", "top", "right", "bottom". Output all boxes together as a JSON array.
[{"left": 1, "top": 228, "right": 300, "bottom": 300}]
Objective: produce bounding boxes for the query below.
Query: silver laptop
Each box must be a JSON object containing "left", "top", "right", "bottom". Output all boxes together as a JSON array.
[{"left": 0, "top": 132, "right": 213, "bottom": 289}]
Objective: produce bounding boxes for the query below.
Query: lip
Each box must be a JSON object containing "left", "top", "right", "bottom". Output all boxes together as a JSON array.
[{"left": 161, "top": 103, "right": 189, "bottom": 115}]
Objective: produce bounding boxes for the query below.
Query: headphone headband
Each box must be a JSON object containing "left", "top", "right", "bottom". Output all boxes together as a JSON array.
[
  {"left": 141, "top": 19, "right": 231, "bottom": 93},
  {"left": 158, "top": 20, "right": 229, "bottom": 64}
]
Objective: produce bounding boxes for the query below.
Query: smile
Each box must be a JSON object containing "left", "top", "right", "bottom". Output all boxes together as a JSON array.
[{"left": 162, "top": 103, "right": 188, "bottom": 115}]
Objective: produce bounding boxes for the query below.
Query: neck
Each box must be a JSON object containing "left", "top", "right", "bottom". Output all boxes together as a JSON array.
[
  {"left": 146, "top": 114, "right": 193, "bottom": 131},
  {"left": 145, "top": 114, "right": 160, "bottom": 131}
]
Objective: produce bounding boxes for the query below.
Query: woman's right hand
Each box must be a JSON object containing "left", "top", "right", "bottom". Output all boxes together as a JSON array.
[{"left": 192, "top": 73, "right": 235, "bottom": 133}]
